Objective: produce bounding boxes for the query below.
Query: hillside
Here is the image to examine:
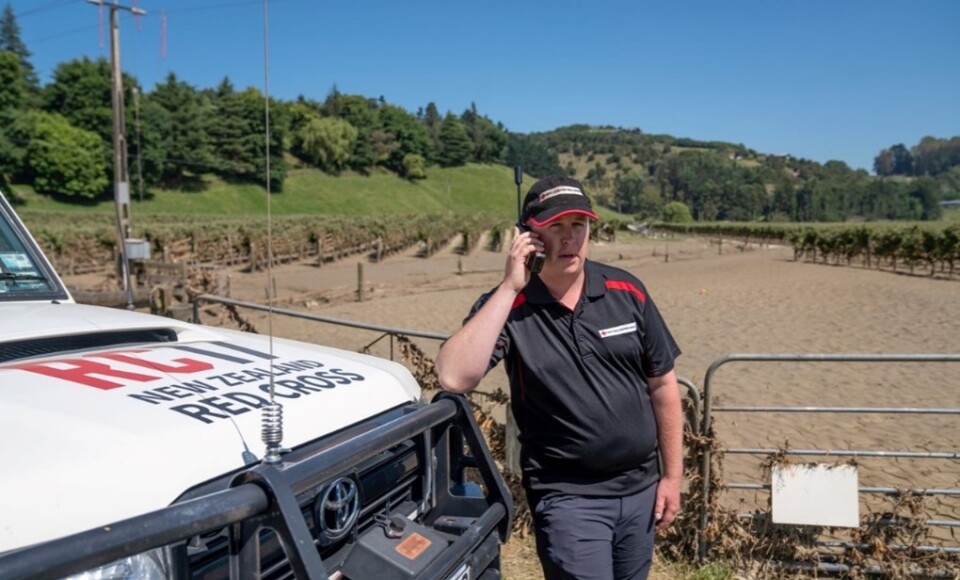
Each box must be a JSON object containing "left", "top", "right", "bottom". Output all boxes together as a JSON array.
[
  {"left": 10, "top": 162, "right": 627, "bottom": 222},
  {"left": 513, "top": 126, "right": 959, "bottom": 223}
]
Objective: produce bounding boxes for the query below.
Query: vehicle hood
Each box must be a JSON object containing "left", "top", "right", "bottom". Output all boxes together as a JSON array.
[{"left": 0, "top": 303, "right": 421, "bottom": 552}]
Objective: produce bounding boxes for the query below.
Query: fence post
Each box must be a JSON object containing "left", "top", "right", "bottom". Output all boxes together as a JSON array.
[
  {"left": 248, "top": 239, "right": 258, "bottom": 272},
  {"left": 357, "top": 262, "right": 364, "bottom": 302},
  {"left": 505, "top": 405, "right": 521, "bottom": 476}
]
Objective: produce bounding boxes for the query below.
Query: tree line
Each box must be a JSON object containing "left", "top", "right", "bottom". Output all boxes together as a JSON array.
[
  {"left": 515, "top": 126, "right": 958, "bottom": 224},
  {"left": 1, "top": 4, "right": 957, "bottom": 223},
  {"left": 0, "top": 5, "right": 510, "bottom": 200},
  {"left": 873, "top": 137, "right": 960, "bottom": 178}
]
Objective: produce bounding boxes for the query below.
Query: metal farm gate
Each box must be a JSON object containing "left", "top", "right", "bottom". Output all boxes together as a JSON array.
[
  {"left": 696, "top": 353, "right": 960, "bottom": 577},
  {"left": 192, "top": 296, "right": 960, "bottom": 576}
]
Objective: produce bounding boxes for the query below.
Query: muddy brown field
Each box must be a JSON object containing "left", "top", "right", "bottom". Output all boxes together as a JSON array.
[{"left": 65, "top": 232, "right": 960, "bottom": 578}]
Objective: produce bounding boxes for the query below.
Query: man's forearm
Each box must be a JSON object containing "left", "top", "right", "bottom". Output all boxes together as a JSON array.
[
  {"left": 436, "top": 283, "right": 519, "bottom": 393},
  {"left": 650, "top": 371, "right": 684, "bottom": 480}
]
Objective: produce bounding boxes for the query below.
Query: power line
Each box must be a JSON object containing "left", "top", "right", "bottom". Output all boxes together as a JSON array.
[
  {"left": 21, "top": 1, "right": 297, "bottom": 47},
  {"left": 15, "top": 0, "right": 76, "bottom": 19},
  {"left": 26, "top": 24, "right": 98, "bottom": 45},
  {"left": 164, "top": 0, "right": 297, "bottom": 15}
]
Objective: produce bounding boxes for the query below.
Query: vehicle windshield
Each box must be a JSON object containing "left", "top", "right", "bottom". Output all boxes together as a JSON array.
[{"left": 0, "top": 196, "right": 68, "bottom": 302}]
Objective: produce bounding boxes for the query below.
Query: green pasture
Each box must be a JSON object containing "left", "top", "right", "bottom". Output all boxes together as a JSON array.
[
  {"left": 9, "top": 164, "right": 528, "bottom": 218},
  {"left": 9, "top": 163, "right": 626, "bottom": 232}
]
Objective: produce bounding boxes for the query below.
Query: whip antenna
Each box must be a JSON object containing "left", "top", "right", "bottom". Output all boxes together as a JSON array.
[{"left": 259, "top": 0, "right": 284, "bottom": 465}]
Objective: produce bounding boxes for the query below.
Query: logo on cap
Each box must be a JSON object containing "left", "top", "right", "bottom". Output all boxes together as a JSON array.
[{"left": 538, "top": 185, "right": 585, "bottom": 202}]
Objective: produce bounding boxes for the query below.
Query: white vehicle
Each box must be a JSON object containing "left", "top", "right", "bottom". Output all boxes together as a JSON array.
[{"left": 0, "top": 190, "right": 512, "bottom": 579}]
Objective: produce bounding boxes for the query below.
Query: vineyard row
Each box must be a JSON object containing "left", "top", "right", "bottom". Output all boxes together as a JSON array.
[
  {"left": 655, "top": 222, "right": 960, "bottom": 278},
  {"left": 19, "top": 212, "right": 508, "bottom": 278}
]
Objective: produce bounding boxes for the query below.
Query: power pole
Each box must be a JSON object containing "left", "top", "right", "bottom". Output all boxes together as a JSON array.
[
  {"left": 86, "top": 1, "right": 146, "bottom": 308},
  {"left": 133, "top": 85, "right": 144, "bottom": 203}
]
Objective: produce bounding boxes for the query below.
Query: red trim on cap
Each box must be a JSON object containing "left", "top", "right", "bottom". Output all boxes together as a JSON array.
[
  {"left": 605, "top": 280, "right": 646, "bottom": 303},
  {"left": 528, "top": 209, "right": 600, "bottom": 228}
]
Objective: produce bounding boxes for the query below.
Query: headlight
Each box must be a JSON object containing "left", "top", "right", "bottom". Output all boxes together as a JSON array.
[{"left": 63, "top": 546, "right": 173, "bottom": 580}]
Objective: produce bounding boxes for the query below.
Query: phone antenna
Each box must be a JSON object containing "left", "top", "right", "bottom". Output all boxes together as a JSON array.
[{"left": 514, "top": 166, "right": 523, "bottom": 221}]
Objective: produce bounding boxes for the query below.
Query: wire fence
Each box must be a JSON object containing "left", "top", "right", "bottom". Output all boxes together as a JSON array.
[{"left": 191, "top": 295, "right": 960, "bottom": 577}]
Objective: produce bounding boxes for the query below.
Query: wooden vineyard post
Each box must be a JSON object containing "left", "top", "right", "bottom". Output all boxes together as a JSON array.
[{"left": 357, "top": 262, "right": 364, "bottom": 302}]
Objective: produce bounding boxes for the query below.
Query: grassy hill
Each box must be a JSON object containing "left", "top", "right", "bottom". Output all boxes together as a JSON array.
[{"left": 9, "top": 163, "right": 625, "bottom": 224}]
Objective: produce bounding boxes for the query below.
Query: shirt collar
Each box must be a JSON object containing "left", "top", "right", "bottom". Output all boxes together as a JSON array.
[
  {"left": 583, "top": 260, "right": 606, "bottom": 298},
  {"left": 523, "top": 274, "right": 554, "bottom": 304},
  {"left": 524, "top": 260, "right": 605, "bottom": 304}
]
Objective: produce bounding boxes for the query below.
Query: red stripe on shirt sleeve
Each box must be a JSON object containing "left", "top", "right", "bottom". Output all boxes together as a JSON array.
[
  {"left": 511, "top": 293, "right": 527, "bottom": 309},
  {"left": 605, "top": 280, "right": 646, "bottom": 303}
]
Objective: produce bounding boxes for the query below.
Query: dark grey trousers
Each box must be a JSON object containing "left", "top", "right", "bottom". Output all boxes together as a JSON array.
[{"left": 531, "top": 482, "right": 658, "bottom": 580}]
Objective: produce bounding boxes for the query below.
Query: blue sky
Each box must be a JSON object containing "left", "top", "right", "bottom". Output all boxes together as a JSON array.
[{"left": 9, "top": 0, "right": 960, "bottom": 173}]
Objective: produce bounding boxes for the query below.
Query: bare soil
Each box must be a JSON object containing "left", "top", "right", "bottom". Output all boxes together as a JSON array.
[{"left": 64, "top": 233, "right": 960, "bottom": 579}]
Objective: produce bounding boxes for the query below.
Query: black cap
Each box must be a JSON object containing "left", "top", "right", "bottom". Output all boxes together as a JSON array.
[{"left": 521, "top": 175, "right": 599, "bottom": 227}]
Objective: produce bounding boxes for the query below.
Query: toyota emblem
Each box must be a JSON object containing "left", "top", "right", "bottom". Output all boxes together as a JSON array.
[{"left": 315, "top": 476, "right": 360, "bottom": 545}]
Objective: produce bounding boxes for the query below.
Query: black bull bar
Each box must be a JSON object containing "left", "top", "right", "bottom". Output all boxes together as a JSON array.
[{"left": 1, "top": 393, "right": 513, "bottom": 580}]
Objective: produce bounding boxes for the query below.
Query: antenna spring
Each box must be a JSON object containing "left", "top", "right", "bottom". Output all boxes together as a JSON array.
[{"left": 261, "top": 402, "right": 284, "bottom": 464}]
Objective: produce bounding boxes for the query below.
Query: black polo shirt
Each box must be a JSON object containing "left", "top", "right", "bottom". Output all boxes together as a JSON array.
[{"left": 466, "top": 260, "right": 681, "bottom": 499}]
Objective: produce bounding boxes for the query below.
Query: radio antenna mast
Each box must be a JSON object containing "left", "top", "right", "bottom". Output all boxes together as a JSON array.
[{"left": 259, "top": 0, "right": 284, "bottom": 465}]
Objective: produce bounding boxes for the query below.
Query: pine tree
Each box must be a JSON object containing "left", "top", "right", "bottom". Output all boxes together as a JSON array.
[
  {"left": 0, "top": 4, "right": 39, "bottom": 93},
  {"left": 423, "top": 102, "right": 441, "bottom": 154},
  {"left": 437, "top": 113, "right": 472, "bottom": 167},
  {"left": 149, "top": 73, "right": 213, "bottom": 186}
]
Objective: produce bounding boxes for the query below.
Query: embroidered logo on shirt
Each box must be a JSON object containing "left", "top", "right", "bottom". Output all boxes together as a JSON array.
[{"left": 598, "top": 322, "right": 637, "bottom": 338}]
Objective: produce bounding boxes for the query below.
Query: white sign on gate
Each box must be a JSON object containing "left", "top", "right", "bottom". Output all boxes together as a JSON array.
[{"left": 771, "top": 463, "right": 860, "bottom": 527}]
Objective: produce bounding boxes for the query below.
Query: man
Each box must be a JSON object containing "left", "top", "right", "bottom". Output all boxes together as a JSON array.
[{"left": 436, "top": 175, "right": 683, "bottom": 580}]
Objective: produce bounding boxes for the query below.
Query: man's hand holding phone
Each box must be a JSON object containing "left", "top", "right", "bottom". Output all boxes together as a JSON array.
[
  {"left": 516, "top": 222, "right": 546, "bottom": 274},
  {"left": 511, "top": 166, "right": 545, "bottom": 285}
]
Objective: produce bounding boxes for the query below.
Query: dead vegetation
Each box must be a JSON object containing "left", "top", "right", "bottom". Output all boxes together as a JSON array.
[
  {"left": 188, "top": 303, "right": 959, "bottom": 579},
  {"left": 396, "top": 337, "right": 959, "bottom": 578}
]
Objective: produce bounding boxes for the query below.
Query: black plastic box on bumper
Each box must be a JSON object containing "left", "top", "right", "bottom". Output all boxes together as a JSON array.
[{"left": 0, "top": 393, "right": 514, "bottom": 580}]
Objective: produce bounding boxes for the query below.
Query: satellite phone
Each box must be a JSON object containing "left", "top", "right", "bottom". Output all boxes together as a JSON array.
[{"left": 515, "top": 166, "right": 545, "bottom": 274}]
